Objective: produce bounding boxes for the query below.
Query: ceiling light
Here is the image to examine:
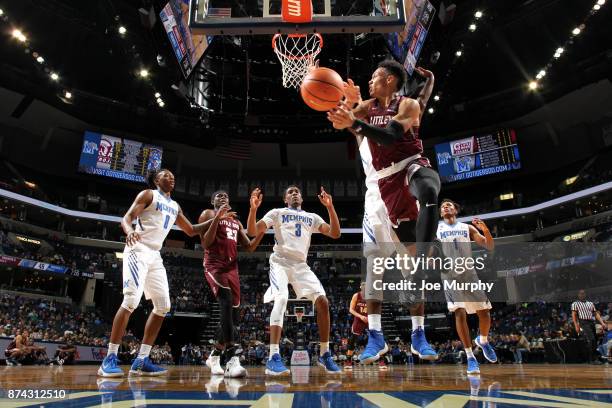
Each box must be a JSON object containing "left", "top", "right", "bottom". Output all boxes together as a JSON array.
[
  {"left": 139, "top": 69, "right": 149, "bottom": 78},
  {"left": 50, "top": 72, "right": 59, "bottom": 81},
  {"left": 500, "top": 193, "right": 514, "bottom": 201},
  {"left": 455, "top": 50, "right": 462, "bottom": 57},
  {"left": 597, "top": 0, "right": 605, "bottom": 5},
  {"left": 572, "top": 27, "right": 581, "bottom": 35},
  {"left": 64, "top": 91, "right": 72, "bottom": 99},
  {"left": 0, "top": 9, "right": 4, "bottom": 16},
  {"left": 593, "top": 4, "right": 601, "bottom": 10},
  {"left": 536, "top": 70, "right": 546, "bottom": 79},
  {"left": 528, "top": 81, "right": 538, "bottom": 90},
  {"left": 474, "top": 10, "right": 483, "bottom": 18},
  {"left": 12, "top": 29, "right": 26, "bottom": 42},
  {"left": 469, "top": 24, "right": 477, "bottom": 32},
  {"left": 159, "top": 101, "right": 165, "bottom": 107},
  {"left": 433, "top": 95, "right": 440, "bottom": 101},
  {"left": 156, "top": 97, "right": 163, "bottom": 104},
  {"left": 36, "top": 56, "right": 44, "bottom": 63},
  {"left": 555, "top": 47, "right": 564, "bottom": 55},
  {"left": 428, "top": 107, "right": 434, "bottom": 114},
  {"left": 154, "top": 92, "right": 161, "bottom": 98},
  {"left": 118, "top": 26, "right": 127, "bottom": 35}
]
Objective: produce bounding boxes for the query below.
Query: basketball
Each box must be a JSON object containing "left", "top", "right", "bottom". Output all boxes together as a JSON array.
[{"left": 300, "top": 67, "right": 345, "bottom": 111}]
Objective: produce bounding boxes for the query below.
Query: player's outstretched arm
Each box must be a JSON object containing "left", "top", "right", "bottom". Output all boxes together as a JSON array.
[
  {"left": 317, "top": 187, "right": 341, "bottom": 239},
  {"left": 415, "top": 67, "right": 435, "bottom": 118},
  {"left": 238, "top": 222, "right": 265, "bottom": 253},
  {"left": 175, "top": 206, "right": 213, "bottom": 237},
  {"left": 247, "top": 188, "right": 268, "bottom": 237},
  {"left": 122, "top": 189, "right": 154, "bottom": 246},
  {"left": 469, "top": 218, "right": 494, "bottom": 251}
]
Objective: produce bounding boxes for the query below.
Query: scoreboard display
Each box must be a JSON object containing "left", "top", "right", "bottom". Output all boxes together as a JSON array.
[
  {"left": 78, "top": 131, "right": 163, "bottom": 183},
  {"left": 435, "top": 129, "right": 521, "bottom": 183}
]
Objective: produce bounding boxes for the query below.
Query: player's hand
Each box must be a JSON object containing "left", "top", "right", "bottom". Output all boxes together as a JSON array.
[
  {"left": 250, "top": 188, "right": 263, "bottom": 209},
  {"left": 326, "top": 102, "right": 355, "bottom": 129},
  {"left": 472, "top": 218, "right": 488, "bottom": 231},
  {"left": 126, "top": 231, "right": 141, "bottom": 247},
  {"left": 415, "top": 66, "right": 434, "bottom": 79},
  {"left": 343, "top": 79, "right": 362, "bottom": 106},
  {"left": 318, "top": 187, "right": 333, "bottom": 208},
  {"left": 216, "top": 204, "right": 231, "bottom": 219},
  {"left": 221, "top": 211, "right": 237, "bottom": 220}
]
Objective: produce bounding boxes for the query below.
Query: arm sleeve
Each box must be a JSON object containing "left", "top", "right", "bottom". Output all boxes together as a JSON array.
[
  {"left": 351, "top": 119, "right": 404, "bottom": 146},
  {"left": 262, "top": 209, "right": 278, "bottom": 229},
  {"left": 571, "top": 302, "right": 577, "bottom": 311},
  {"left": 312, "top": 213, "right": 325, "bottom": 230}
]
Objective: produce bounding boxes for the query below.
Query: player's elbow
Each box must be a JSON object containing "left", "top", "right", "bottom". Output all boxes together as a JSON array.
[{"left": 331, "top": 231, "right": 341, "bottom": 239}]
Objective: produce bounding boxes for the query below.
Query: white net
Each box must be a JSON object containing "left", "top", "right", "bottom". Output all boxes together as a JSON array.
[{"left": 272, "top": 33, "right": 323, "bottom": 89}]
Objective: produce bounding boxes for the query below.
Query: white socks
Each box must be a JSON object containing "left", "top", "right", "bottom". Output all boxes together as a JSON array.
[
  {"left": 269, "top": 344, "right": 280, "bottom": 359},
  {"left": 108, "top": 343, "right": 119, "bottom": 356},
  {"left": 369, "top": 314, "right": 382, "bottom": 331},
  {"left": 465, "top": 347, "right": 475, "bottom": 359},
  {"left": 137, "top": 344, "right": 152, "bottom": 359},
  {"left": 412, "top": 316, "right": 424, "bottom": 331},
  {"left": 479, "top": 335, "right": 488, "bottom": 344},
  {"left": 320, "top": 342, "right": 329, "bottom": 356}
]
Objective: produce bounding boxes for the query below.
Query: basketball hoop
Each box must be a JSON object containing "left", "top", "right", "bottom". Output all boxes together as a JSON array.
[
  {"left": 295, "top": 311, "right": 305, "bottom": 323},
  {"left": 272, "top": 33, "right": 323, "bottom": 89}
]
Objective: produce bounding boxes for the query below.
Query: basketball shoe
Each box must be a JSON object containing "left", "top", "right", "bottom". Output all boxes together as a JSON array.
[
  {"left": 474, "top": 337, "right": 498, "bottom": 363},
  {"left": 318, "top": 352, "right": 341, "bottom": 374},
  {"left": 265, "top": 353, "right": 290, "bottom": 376},
  {"left": 466, "top": 357, "right": 480, "bottom": 374},
  {"left": 129, "top": 357, "right": 167, "bottom": 376},
  {"left": 410, "top": 328, "right": 438, "bottom": 360},
  {"left": 206, "top": 354, "right": 224, "bottom": 376},
  {"left": 359, "top": 330, "right": 388, "bottom": 364},
  {"left": 225, "top": 356, "right": 247, "bottom": 378},
  {"left": 97, "top": 354, "right": 124, "bottom": 377}
]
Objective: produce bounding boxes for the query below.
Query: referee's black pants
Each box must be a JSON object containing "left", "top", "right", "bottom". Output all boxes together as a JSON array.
[{"left": 580, "top": 319, "right": 596, "bottom": 362}]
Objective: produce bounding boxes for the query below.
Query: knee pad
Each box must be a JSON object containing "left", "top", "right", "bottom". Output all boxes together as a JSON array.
[
  {"left": 270, "top": 296, "right": 288, "bottom": 328},
  {"left": 121, "top": 295, "right": 140, "bottom": 313},
  {"left": 152, "top": 297, "right": 171, "bottom": 316}
]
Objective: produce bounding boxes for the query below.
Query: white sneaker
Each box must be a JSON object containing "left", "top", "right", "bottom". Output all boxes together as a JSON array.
[
  {"left": 206, "top": 355, "right": 224, "bottom": 376},
  {"left": 224, "top": 356, "right": 247, "bottom": 378}
]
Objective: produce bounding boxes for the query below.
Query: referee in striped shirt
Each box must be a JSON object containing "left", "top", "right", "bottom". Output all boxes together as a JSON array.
[{"left": 571, "top": 289, "right": 606, "bottom": 363}]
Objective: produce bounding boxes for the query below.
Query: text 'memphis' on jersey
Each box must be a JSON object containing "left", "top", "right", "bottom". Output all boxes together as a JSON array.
[
  {"left": 262, "top": 208, "right": 325, "bottom": 262},
  {"left": 135, "top": 189, "right": 179, "bottom": 251}
]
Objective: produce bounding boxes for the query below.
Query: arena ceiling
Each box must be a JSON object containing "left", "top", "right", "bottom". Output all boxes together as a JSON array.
[{"left": 0, "top": 0, "right": 610, "bottom": 146}]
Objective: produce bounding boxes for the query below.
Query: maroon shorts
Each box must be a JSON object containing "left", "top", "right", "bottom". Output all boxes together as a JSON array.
[
  {"left": 204, "top": 265, "right": 240, "bottom": 307},
  {"left": 352, "top": 321, "right": 367, "bottom": 336},
  {"left": 378, "top": 169, "right": 419, "bottom": 227}
]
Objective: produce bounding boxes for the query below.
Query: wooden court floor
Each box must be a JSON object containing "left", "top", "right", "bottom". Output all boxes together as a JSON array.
[{"left": 0, "top": 364, "right": 611, "bottom": 407}]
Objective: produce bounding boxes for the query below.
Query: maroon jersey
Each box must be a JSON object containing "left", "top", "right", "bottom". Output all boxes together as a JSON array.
[
  {"left": 366, "top": 96, "right": 427, "bottom": 170},
  {"left": 203, "top": 216, "right": 240, "bottom": 272},
  {"left": 351, "top": 292, "right": 368, "bottom": 335}
]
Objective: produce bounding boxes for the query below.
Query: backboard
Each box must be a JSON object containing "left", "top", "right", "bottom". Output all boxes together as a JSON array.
[{"left": 189, "top": 0, "right": 406, "bottom": 35}]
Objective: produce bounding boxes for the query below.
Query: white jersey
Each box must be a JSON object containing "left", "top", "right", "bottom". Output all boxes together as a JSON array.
[
  {"left": 262, "top": 207, "right": 325, "bottom": 262},
  {"left": 135, "top": 189, "right": 180, "bottom": 251},
  {"left": 436, "top": 220, "right": 472, "bottom": 260}
]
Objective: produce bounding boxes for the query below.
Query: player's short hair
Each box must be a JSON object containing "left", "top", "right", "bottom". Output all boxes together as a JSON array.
[
  {"left": 283, "top": 185, "right": 301, "bottom": 197},
  {"left": 378, "top": 59, "right": 407, "bottom": 91},
  {"left": 147, "top": 168, "right": 171, "bottom": 188},
  {"left": 211, "top": 190, "right": 228, "bottom": 203},
  {"left": 440, "top": 198, "right": 461, "bottom": 213}
]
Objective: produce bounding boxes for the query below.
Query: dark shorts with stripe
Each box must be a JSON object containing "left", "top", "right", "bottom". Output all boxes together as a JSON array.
[
  {"left": 204, "top": 263, "right": 240, "bottom": 307},
  {"left": 352, "top": 321, "right": 367, "bottom": 336}
]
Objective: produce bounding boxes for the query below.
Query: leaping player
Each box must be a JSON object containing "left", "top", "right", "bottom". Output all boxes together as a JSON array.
[
  {"left": 327, "top": 62, "right": 440, "bottom": 364},
  {"left": 98, "top": 169, "right": 211, "bottom": 377},
  {"left": 199, "top": 191, "right": 264, "bottom": 378},
  {"left": 437, "top": 199, "right": 497, "bottom": 374},
  {"left": 247, "top": 186, "right": 342, "bottom": 375}
]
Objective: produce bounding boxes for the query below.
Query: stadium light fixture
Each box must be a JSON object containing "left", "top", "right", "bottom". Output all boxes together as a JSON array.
[
  {"left": 118, "top": 26, "right": 127, "bottom": 35},
  {"left": 64, "top": 91, "right": 72, "bottom": 99},
  {"left": 0, "top": 9, "right": 4, "bottom": 16},
  {"left": 455, "top": 50, "right": 462, "bottom": 57},
  {"left": 593, "top": 4, "right": 601, "bottom": 10},
  {"left": 474, "top": 11, "right": 483, "bottom": 19},
  {"left": 597, "top": 0, "right": 605, "bottom": 5},
  {"left": 500, "top": 193, "right": 514, "bottom": 201},
  {"left": 536, "top": 70, "right": 546, "bottom": 79},
  {"left": 139, "top": 69, "right": 149, "bottom": 78},
  {"left": 154, "top": 92, "right": 161, "bottom": 98},
  {"left": 572, "top": 27, "right": 581, "bottom": 36},
  {"left": 428, "top": 107, "right": 434, "bottom": 114},
  {"left": 528, "top": 81, "right": 538, "bottom": 91},
  {"left": 50, "top": 72, "right": 59, "bottom": 81},
  {"left": 433, "top": 95, "right": 440, "bottom": 101},
  {"left": 36, "top": 56, "right": 45, "bottom": 64},
  {"left": 12, "top": 29, "right": 27, "bottom": 42},
  {"left": 469, "top": 24, "right": 477, "bottom": 32},
  {"left": 159, "top": 101, "right": 165, "bottom": 107}
]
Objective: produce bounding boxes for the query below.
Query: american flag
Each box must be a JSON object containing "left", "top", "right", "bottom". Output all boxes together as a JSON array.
[
  {"left": 216, "top": 138, "right": 251, "bottom": 160},
  {"left": 207, "top": 7, "right": 232, "bottom": 18}
]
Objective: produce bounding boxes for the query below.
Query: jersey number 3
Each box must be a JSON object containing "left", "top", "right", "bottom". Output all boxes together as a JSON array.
[{"left": 295, "top": 223, "right": 302, "bottom": 237}]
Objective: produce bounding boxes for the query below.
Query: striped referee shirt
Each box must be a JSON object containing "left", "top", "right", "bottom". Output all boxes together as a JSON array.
[{"left": 571, "top": 301, "right": 596, "bottom": 320}]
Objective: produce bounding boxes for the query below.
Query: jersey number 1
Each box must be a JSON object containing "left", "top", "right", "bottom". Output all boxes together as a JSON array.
[{"left": 295, "top": 223, "right": 302, "bottom": 237}]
